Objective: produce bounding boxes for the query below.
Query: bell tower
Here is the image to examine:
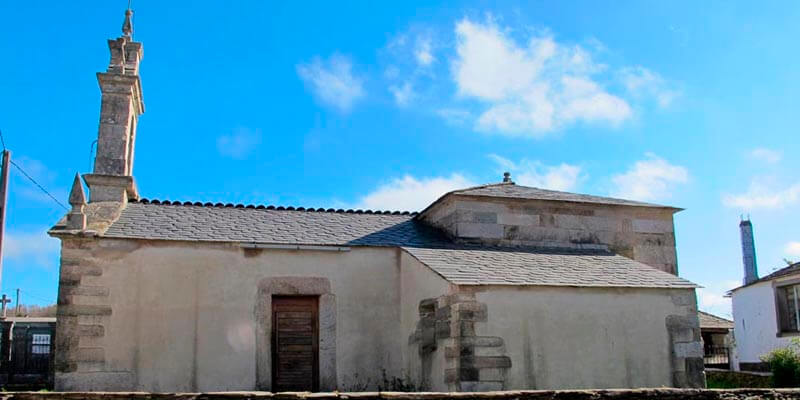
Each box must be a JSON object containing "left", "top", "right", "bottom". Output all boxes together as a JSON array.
[{"left": 84, "top": 8, "right": 144, "bottom": 202}]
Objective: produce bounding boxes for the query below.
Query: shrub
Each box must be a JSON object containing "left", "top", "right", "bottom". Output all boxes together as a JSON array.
[{"left": 761, "top": 338, "right": 800, "bottom": 387}]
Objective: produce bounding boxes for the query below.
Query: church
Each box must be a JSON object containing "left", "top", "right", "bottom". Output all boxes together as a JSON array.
[{"left": 48, "top": 10, "right": 704, "bottom": 393}]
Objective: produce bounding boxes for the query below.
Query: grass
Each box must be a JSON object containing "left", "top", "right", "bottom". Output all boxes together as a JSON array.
[{"left": 706, "top": 370, "right": 772, "bottom": 388}]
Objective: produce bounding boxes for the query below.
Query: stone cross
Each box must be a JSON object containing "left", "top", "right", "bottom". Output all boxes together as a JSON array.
[{"left": 0, "top": 294, "right": 11, "bottom": 318}]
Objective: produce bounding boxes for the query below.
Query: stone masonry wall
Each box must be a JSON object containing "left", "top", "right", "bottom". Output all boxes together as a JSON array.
[
  {"left": 410, "top": 293, "right": 511, "bottom": 392},
  {"left": 667, "top": 291, "right": 705, "bottom": 388},
  {"left": 54, "top": 237, "right": 137, "bottom": 390},
  {"left": 420, "top": 196, "right": 678, "bottom": 274},
  {"left": 1, "top": 390, "right": 798, "bottom": 400}
]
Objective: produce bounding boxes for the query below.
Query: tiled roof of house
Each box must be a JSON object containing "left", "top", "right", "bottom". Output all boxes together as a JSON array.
[
  {"left": 93, "top": 199, "right": 697, "bottom": 289},
  {"left": 698, "top": 311, "right": 733, "bottom": 330},
  {"left": 445, "top": 182, "right": 678, "bottom": 209},
  {"left": 402, "top": 246, "right": 697, "bottom": 288},
  {"left": 102, "top": 200, "right": 445, "bottom": 247},
  {"left": 731, "top": 262, "right": 800, "bottom": 292}
]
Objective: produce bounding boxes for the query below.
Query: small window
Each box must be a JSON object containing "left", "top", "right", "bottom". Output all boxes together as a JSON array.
[
  {"left": 31, "top": 333, "right": 50, "bottom": 355},
  {"left": 776, "top": 284, "right": 800, "bottom": 333}
]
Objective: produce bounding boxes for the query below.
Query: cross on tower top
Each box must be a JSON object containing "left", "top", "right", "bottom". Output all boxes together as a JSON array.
[{"left": 122, "top": 8, "right": 133, "bottom": 39}]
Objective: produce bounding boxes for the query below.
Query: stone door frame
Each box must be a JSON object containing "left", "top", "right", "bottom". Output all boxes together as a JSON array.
[{"left": 256, "top": 277, "right": 336, "bottom": 391}]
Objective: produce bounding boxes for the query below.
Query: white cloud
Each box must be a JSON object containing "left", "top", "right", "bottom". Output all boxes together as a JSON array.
[
  {"left": 415, "top": 37, "right": 435, "bottom": 66},
  {"left": 451, "top": 18, "right": 632, "bottom": 136},
  {"left": 4, "top": 230, "right": 59, "bottom": 268},
  {"left": 488, "top": 154, "right": 582, "bottom": 191},
  {"left": 696, "top": 279, "right": 739, "bottom": 318},
  {"left": 618, "top": 66, "right": 680, "bottom": 108},
  {"left": 297, "top": 54, "right": 365, "bottom": 112},
  {"left": 436, "top": 108, "right": 473, "bottom": 126},
  {"left": 217, "top": 128, "right": 262, "bottom": 159},
  {"left": 389, "top": 82, "right": 415, "bottom": 106},
  {"left": 785, "top": 242, "right": 800, "bottom": 258},
  {"left": 356, "top": 174, "right": 475, "bottom": 211},
  {"left": 387, "top": 31, "right": 436, "bottom": 69},
  {"left": 723, "top": 181, "right": 800, "bottom": 209},
  {"left": 748, "top": 147, "right": 782, "bottom": 164},
  {"left": 611, "top": 154, "right": 689, "bottom": 201}
]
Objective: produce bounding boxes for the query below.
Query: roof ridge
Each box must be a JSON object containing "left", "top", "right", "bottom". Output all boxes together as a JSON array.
[
  {"left": 454, "top": 182, "right": 678, "bottom": 209},
  {"left": 698, "top": 310, "right": 733, "bottom": 323},
  {"left": 131, "top": 198, "right": 419, "bottom": 216},
  {"left": 451, "top": 181, "right": 515, "bottom": 194}
]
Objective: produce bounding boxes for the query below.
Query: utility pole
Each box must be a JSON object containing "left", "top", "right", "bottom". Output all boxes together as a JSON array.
[
  {"left": 0, "top": 150, "right": 9, "bottom": 291},
  {"left": 15, "top": 288, "right": 19, "bottom": 317}
]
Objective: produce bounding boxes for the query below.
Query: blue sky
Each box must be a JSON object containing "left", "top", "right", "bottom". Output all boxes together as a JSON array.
[{"left": 1, "top": 1, "right": 799, "bottom": 317}]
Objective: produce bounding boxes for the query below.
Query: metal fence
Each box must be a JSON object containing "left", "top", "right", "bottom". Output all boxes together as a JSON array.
[
  {"left": 704, "top": 345, "right": 730, "bottom": 369},
  {"left": 2, "top": 326, "right": 54, "bottom": 388}
]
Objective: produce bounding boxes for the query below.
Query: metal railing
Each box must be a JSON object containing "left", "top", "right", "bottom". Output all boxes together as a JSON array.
[{"left": 704, "top": 345, "right": 730, "bottom": 368}]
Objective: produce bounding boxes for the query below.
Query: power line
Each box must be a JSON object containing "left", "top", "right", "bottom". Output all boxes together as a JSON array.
[
  {"left": 9, "top": 159, "right": 69, "bottom": 211},
  {"left": 0, "top": 128, "right": 6, "bottom": 151},
  {"left": 19, "top": 289, "right": 53, "bottom": 304}
]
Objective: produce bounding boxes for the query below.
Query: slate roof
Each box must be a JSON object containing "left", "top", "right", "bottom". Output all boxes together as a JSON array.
[
  {"left": 730, "top": 262, "right": 800, "bottom": 292},
  {"left": 88, "top": 199, "right": 697, "bottom": 289},
  {"left": 102, "top": 200, "right": 446, "bottom": 247},
  {"left": 698, "top": 311, "right": 733, "bottom": 330},
  {"left": 438, "top": 182, "right": 678, "bottom": 210},
  {"left": 402, "top": 246, "right": 697, "bottom": 288}
]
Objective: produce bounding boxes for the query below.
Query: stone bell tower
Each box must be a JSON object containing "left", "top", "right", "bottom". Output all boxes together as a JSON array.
[{"left": 84, "top": 8, "right": 144, "bottom": 202}]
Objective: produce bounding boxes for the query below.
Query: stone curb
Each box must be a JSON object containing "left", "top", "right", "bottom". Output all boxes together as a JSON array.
[{"left": 2, "top": 389, "right": 800, "bottom": 400}]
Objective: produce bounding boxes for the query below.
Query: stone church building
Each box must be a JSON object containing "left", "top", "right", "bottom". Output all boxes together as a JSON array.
[{"left": 49, "top": 11, "right": 704, "bottom": 392}]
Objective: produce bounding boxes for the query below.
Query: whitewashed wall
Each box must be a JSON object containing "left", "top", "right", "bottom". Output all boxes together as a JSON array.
[
  {"left": 732, "top": 280, "right": 794, "bottom": 368},
  {"left": 471, "top": 286, "right": 698, "bottom": 389},
  {"left": 57, "top": 240, "right": 412, "bottom": 392}
]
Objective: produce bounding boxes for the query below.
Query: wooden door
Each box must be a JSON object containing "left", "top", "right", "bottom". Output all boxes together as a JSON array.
[{"left": 272, "top": 296, "right": 319, "bottom": 392}]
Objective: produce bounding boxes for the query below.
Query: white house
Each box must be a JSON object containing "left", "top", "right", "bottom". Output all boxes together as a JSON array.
[
  {"left": 730, "top": 219, "right": 799, "bottom": 372},
  {"left": 731, "top": 262, "right": 800, "bottom": 372}
]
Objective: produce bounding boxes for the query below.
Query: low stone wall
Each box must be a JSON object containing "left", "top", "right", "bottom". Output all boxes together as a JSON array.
[
  {"left": 706, "top": 369, "right": 772, "bottom": 388},
  {"left": 2, "top": 390, "right": 800, "bottom": 400}
]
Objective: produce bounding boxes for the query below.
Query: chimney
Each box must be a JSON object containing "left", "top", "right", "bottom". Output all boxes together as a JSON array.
[
  {"left": 83, "top": 8, "right": 144, "bottom": 203},
  {"left": 740, "top": 218, "right": 759, "bottom": 285}
]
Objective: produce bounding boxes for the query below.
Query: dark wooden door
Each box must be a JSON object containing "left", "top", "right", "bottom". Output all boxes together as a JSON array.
[{"left": 272, "top": 296, "right": 319, "bottom": 392}]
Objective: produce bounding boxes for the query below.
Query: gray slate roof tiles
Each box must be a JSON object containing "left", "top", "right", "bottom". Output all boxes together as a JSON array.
[
  {"left": 448, "top": 183, "right": 676, "bottom": 209},
  {"left": 698, "top": 311, "right": 733, "bottom": 330},
  {"left": 104, "top": 201, "right": 445, "bottom": 247},
  {"left": 402, "top": 246, "right": 697, "bottom": 288},
  {"left": 730, "top": 261, "right": 800, "bottom": 292},
  {"left": 97, "top": 200, "right": 696, "bottom": 289}
]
